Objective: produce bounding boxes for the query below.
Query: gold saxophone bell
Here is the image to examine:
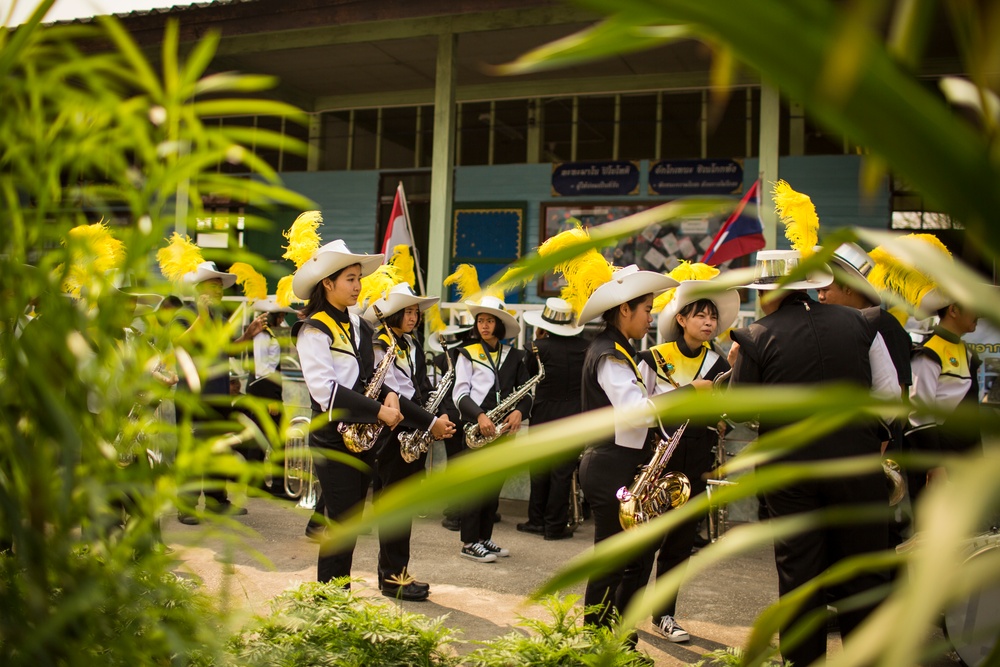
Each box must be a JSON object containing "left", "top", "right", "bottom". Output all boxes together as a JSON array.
[{"left": 883, "top": 458, "right": 905, "bottom": 507}]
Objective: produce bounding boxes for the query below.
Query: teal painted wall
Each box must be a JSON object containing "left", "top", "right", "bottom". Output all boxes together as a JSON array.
[{"left": 246, "top": 155, "right": 889, "bottom": 297}]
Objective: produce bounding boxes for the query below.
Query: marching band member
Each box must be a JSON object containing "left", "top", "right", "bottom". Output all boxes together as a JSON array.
[
  {"left": 572, "top": 254, "right": 678, "bottom": 630},
  {"left": 289, "top": 218, "right": 402, "bottom": 585},
  {"left": 363, "top": 281, "right": 456, "bottom": 600},
  {"left": 518, "top": 297, "right": 588, "bottom": 541},
  {"left": 450, "top": 266, "right": 533, "bottom": 563},
  {"left": 868, "top": 234, "right": 983, "bottom": 508},
  {"left": 728, "top": 182, "right": 899, "bottom": 666},
  {"left": 639, "top": 268, "right": 739, "bottom": 642}
]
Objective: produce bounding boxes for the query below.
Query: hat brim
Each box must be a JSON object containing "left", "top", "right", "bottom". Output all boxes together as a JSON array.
[
  {"left": 577, "top": 270, "right": 679, "bottom": 325},
  {"left": 184, "top": 268, "right": 237, "bottom": 289},
  {"left": 829, "top": 257, "right": 882, "bottom": 306},
  {"left": 523, "top": 308, "right": 585, "bottom": 336},
  {"left": 467, "top": 302, "right": 521, "bottom": 339},
  {"left": 253, "top": 297, "right": 299, "bottom": 314},
  {"left": 362, "top": 292, "right": 438, "bottom": 324},
  {"left": 741, "top": 270, "right": 833, "bottom": 291},
  {"left": 657, "top": 282, "right": 741, "bottom": 342},
  {"left": 427, "top": 324, "right": 472, "bottom": 353},
  {"left": 292, "top": 249, "right": 384, "bottom": 300}
]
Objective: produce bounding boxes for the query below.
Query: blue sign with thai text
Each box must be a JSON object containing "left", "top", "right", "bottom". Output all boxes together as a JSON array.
[
  {"left": 648, "top": 159, "right": 743, "bottom": 196},
  {"left": 551, "top": 161, "right": 640, "bottom": 197}
]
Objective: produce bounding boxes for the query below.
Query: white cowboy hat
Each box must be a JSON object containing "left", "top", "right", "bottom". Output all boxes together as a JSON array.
[
  {"left": 253, "top": 295, "right": 299, "bottom": 314},
  {"left": 658, "top": 280, "right": 741, "bottom": 342},
  {"left": 524, "top": 297, "right": 585, "bottom": 336},
  {"left": 825, "top": 243, "right": 882, "bottom": 306},
  {"left": 577, "top": 264, "right": 679, "bottom": 326},
  {"left": 467, "top": 295, "right": 521, "bottom": 340},
  {"left": 427, "top": 324, "right": 473, "bottom": 353},
  {"left": 742, "top": 249, "right": 833, "bottom": 291},
  {"left": 291, "top": 240, "right": 384, "bottom": 300},
  {"left": 182, "top": 261, "right": 237, "bottom": 289},
  {"left": 362, "top": 283, "right": 439, "bottom": 324}
]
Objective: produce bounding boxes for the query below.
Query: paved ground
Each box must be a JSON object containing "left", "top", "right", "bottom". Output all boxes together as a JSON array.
[{"left": 165, "top": 493, "right": 960, "bottom": 666}]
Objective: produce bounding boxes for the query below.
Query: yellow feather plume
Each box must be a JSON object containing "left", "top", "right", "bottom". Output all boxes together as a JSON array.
[
  {"left": 358, "top": 263, "right": 403, "bottom": 311},
  {"left": 868, "top": 233, "right": 951, "bottom": 311},
  {"left": 652, "top": 262, "right": 720, "bottom": 313},
  {"left": 443, "top": 264, "right": 482, "bottom": 302},
  {"left": 282, "top": 211, "right": 323, "bottom": 269},
  {"left": 229, "top": 262, "right": 268, "bottom": 303},
  {"left": 772, "top": 180, "right": 819, "bottom": 256},
  {"left": 156, "top": 232, "right": 203, "bottom": 283},
  {"left": 425, "top": 304, "right": 446, "bottom": 333},
  {"left": 388, "top": 244, "right": 417, "bottom": 289},
  {"left": 62, "top": 222, "right": 127, "bottom": 296},
  {"left": 539, "top": 223, "right": 614, "bottom": 318},
  {"left": 276, "top": 275, "right": 302, "bottom": 308}
]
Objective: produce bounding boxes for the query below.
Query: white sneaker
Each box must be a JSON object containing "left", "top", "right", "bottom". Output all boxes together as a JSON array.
[
  {"left": 480, "top": 539, "right": 509, "bottom": 557},
  {"left": 461, "top": 542, "right": 497, "bottom": 563},
  {"left": 653, "top": 615, "right": 690, "bottom": 643}
]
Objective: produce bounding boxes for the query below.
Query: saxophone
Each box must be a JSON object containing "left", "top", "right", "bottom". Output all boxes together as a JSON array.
[
  {"left": 338, "top": 306, "right": 398, "bottom": 453},
  {"left": 464, "top": 345, "right": 545, "bottom": 449},
  {"left": 398, "top": 352, "right": 456, "bottom": 463},
  {"left": 617, "top": 420, "right": 692, "bottom": 529}
]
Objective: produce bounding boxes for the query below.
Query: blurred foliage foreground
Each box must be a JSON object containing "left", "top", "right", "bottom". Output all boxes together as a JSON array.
[{"left": 3, "top": 1, "right": 1000, "bottom": 667}]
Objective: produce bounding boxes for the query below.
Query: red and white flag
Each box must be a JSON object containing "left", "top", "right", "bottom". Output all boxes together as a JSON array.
[
  {"left": 381, "top": 182, "right": 425, "bottom": 294},
  {"left": 381, "top": 183, "right": 412, "bottom": 256}
]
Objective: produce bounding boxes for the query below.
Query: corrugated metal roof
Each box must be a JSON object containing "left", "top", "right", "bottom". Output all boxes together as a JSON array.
[{"left": 44, "top": 0, "right": 260, "bottom": 25}]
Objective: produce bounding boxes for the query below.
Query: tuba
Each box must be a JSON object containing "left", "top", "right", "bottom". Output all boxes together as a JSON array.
[
  {"left": 464, "top": 345, "right": 545, "bottom": 449},
  {"left": 338, "top": 306, "right": 398, "bottom": 453},
  {"left": 398, "top": 353, "right": 456, "bottom": 463},
  {"left": 617, "top": 420, "right": 692, "bottom": 529}
]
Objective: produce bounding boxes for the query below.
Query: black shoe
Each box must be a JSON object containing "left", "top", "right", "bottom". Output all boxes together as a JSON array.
[
  {"left": 305, "top": 524, "right": 325, "bottom": 542},
  {"left": 380, "top": 572, "right": 430, "bottom": 594},
  {"left": 441, "top": 516, "right": 461, "bottom": 531},
  {"left": 380, "top": 581, "right": 429, "bottom": 601},
  {"left": 177, "top": 513, "right": 200, "bottom": 526},
  {"left": 544, "top": 529, "right": 574, "bottom": 541},
  {"left": 493, "top": 512, "right": 502, "bottom": 523},
  {"left": 208, "top": 501, "right": 248, "bottom": 516},
  {"left": 516, "top": 522, "right": 545, "bottom": 535}
]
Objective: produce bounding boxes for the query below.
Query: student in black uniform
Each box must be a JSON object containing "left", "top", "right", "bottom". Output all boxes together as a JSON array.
[
  {"left": 364, "top": 282, "right": 456, "bottom": 600},
  {"left": 293, "top": 239, "right": 404, "bottom": 586},
  {"left": 518, "top": 297, "right": 589, "bottom": 541},
  {"left": 452, "top": 293, "right": 533, "bottom": 563},
  {"left": 640, "top": 277, "right": 739, "bottom": 642},
  {"left": 574, "top": 262, "right": 678, "bottom": 629}
]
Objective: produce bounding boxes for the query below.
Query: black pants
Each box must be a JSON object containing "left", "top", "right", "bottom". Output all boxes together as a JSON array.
[
  {"left": 311, "top": 416, "right": 375, "bottom": 584},
  {"left": 579, "top": 444, "right": 656, "bottom": 628},
  {"left": 440, "top": 415, "right": 465, "bottom": 520},
  {"left": 527, "top": 458, "right": 576, "bottom": 535},
  {"left": 457, "top": 439, "right": 501, "bottom": 545},
  {"left": 176, "top": 400, "right": 231, "bottom": 511},
  {"left": 375, "top": 429, "right": 427, "bottom": 581},
  {"left": 653, "top": 429, "right": 714, "bottom": 619},
  {"left": 764, "top": 471, "right": 889, "bottom": 667}
]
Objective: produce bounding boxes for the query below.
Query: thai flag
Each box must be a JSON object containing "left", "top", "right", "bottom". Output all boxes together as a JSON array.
[{"left": 701, "top": 179, "right": 765, "bottom": 266}]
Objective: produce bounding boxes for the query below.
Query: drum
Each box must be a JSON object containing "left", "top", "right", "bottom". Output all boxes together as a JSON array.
[{"left": 944, "top": 529, "right": 1000, "bottom": 667}]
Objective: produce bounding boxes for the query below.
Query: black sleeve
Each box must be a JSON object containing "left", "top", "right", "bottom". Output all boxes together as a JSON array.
[
  {"left": 329, "top": 385, "right": 384, "bottom": 424},
  {"left": 513, "top": 349, "right": 534, "bottom": 417},
  {"left": 729, "top": 328, "right": 761, "bottom": 385},
  {"left": 524, "top": 343, "right": 540, "bottom": 377},
  {"left": 458, "top": 394, "right": 486, "bottom": 422},
  {"left": 399, "top": 395, "right": 435, "bottom": 431}
]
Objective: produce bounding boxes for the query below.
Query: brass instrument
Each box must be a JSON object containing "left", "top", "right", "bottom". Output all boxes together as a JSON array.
[
  {"left": 883, "top": 458, "right": 905, "bottom": 507},
  {"left": 338, "top": 306, "right": 398, "bottom": 453},
  {"left": 399, "top": 355, "right": 456, "bottom": 463},
  {"left": 617, "top": 420, "right": 692, "bottom": 529},
  {"left": 464, "top": 345, "right": 545, "bottom": 449}
]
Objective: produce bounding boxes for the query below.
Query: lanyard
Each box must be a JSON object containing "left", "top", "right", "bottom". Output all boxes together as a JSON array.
[{"left": 481, "top": 342, "right": 503, "bottom": 405}]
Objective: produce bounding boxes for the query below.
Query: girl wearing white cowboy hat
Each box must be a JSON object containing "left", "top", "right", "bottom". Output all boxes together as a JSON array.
[
  {"left": 447, "top": 265, "right": 532, "bottom": 563},
  {"left": 637, "top": 267, "right": 739, "bottom": 642},
  {"left": 517, "top": 297, "right": 589, "bottom": 541},
  {"left": 360, "top": 280, "right": 456, "bottom": 601},
  {"left": 288, "top": 220, "right": 404, "bottom": 586},
  {"left": 539, "top": 222, "right": 678, "bottom": 630}
]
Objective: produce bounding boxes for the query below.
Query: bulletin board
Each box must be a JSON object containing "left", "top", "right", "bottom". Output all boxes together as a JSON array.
[{"left": 451, "top": 203, "right": 526, "bottom": 303}]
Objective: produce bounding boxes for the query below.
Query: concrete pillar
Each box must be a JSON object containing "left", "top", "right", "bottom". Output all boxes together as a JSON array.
[
  {"left": 758, "top": 82, "right": 781, "bottom": 250},
  {"left": 788, "top": 101, "right": 805, "bottom": 156},
  {"left": 427, "top": 32, "right": 457, "bottom": 299},
  {"left": 307, "top": 114, "right": 321, "bottom": 172}
]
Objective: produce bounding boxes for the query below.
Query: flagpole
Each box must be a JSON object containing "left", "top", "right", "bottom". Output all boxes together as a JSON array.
[{"left": 397, "top": 181, "right": 427, "bottom": 295}]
